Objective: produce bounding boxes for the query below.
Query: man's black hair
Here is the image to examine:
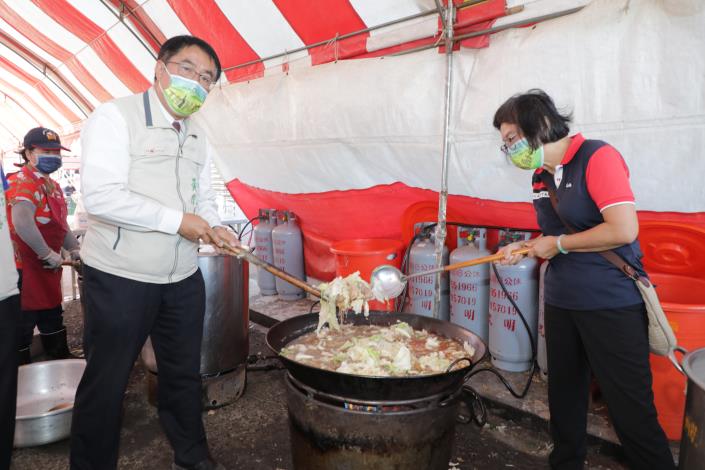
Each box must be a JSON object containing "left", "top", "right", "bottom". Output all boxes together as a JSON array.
[
  {"left": 157, "top": 35, "right": 222, "bottom": 82},
  {"left": 493, "top": 89, "right": 572, "bottom": 149}
]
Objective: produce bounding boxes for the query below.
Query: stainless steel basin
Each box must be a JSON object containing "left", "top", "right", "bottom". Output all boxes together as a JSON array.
[{"left": 14, "top": 359, "right": 86, "bottom": 447}]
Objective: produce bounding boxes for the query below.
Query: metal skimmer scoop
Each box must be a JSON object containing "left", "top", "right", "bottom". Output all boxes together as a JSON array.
[{"left": 370, "top": 248, "right": 530, "bottom": 299}]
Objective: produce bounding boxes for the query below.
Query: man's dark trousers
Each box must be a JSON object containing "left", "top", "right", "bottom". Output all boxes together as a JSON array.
[{"left": 70, "top": 264, "right": 208, "bottom": 470}]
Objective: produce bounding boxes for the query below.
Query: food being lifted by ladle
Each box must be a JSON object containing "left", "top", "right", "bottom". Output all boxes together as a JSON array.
[
  {"left": 218, "top": 243, "right": 384, "bottom": 331},
  {"left": 315, "top": 272, "right": 386, "bottom": 333},
  {"left": 370, "top": 247, "right": 531, "bottom": 299}
]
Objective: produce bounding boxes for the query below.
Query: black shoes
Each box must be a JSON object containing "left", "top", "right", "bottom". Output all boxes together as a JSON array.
[{"left": 172, "top": 458, "right": 226, "bottom": 470}]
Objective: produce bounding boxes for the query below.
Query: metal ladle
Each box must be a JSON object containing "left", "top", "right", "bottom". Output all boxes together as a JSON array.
[{"left": 370, "top": 247, "right": 531, "bottom": 299}]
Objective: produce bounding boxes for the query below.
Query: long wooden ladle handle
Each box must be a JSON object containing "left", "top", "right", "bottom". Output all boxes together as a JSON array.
[
  {"left": 222, "top": 244, "right": 322, "bottom": 298},
  {"left": 442, "top": 247, "right": 531, "bottom": 272},
  {"left": 60, "top": 248, "right": 322, "bottom": 297},
  {"left": 404, "top": 247, "right": 532, "bottom": 280}
]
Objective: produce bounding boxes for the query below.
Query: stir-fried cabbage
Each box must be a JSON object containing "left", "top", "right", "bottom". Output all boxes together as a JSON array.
[
  {"left": 316, "top": 271, "right": 385, "bottom": 333},
  {"left": 282, "top": 322, "right": 476, "bottom": 377}
]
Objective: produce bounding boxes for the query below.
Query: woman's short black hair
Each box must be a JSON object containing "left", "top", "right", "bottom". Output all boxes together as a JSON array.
[
  {"left": 493, "top": 89, "right": 572, "bottom": 149},
  {"left": 157, "top": 35, "right": 222, "bottom": 82}
]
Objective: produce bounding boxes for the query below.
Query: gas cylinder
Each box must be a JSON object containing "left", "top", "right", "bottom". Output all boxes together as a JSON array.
[
  {"left": 488, "top": 231, "right": 539, "bottom": 372},
  {"left": 408, "top": 228, "right": 449, "bottom": 320},
  {"left": 537, "top": 260, "right": 549, "bottom": 376},
  {"left": 272, "top": 211, "right": 306, "bottom": 300},
  {"left": 449, "top": 228, "right": 490, "bottom": 342},
  {"left": 254, "top": 208, "right": 278, "bottom": 296}
]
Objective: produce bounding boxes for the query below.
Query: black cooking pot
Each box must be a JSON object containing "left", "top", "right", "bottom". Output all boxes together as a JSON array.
[{"left": 266, "top": 311, "right": 487, "bottom": 401}]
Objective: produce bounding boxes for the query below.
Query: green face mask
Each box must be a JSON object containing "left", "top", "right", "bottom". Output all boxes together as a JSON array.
[
  {"left": 160, "top": 66, "right": 208, "bottom": 117},
  {"left": 506, "top": 138, "right": 544, "bottom": 170}
]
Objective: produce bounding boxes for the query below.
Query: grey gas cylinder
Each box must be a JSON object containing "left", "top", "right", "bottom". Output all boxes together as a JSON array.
[
  {"left": 450, "top": 228, "right": 490, "bottom": 342},
  {"left": 537, "top": 260, "right": 548, "bottom": 376},
  {"left": 254, "top": 208, "right": 278, "bottom": 296},
  {"left": 272, "top": 211, "right": 306, "bottom": 300},
  {"left": 408, "top": 233, "right": 449, "bottom": 320},
  {"left": 489, "top": 231, "right": 539, "bottom": 372}
]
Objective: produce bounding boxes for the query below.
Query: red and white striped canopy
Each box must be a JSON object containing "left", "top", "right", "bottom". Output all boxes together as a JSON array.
[{"left": 0, "top": 0, "right": 511, "bottom": 155}]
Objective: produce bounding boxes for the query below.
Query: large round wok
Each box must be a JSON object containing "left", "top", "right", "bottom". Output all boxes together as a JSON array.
[{"left": 266, "top": 311, "right": 487, "bottom": 401}]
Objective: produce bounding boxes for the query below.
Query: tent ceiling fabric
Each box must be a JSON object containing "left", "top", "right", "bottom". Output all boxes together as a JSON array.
[{"left": 0, "top": 0, "right": 514, "bottom": 156}]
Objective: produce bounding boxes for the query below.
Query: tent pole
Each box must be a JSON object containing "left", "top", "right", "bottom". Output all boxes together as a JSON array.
[
  {"left": 392, "top": 6, "right": 585, "bottom": 58},
  {"left": 432, "top": 0, "right": 454, "bottom": 320},
  {"left": 0, "top": 31, "right": 92, "bottom": 118}
]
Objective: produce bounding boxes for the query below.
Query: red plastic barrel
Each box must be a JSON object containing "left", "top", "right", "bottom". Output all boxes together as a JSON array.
[
  {"left": 649, "top": 274, "right": 705, "bottom": 440},
  {"left": 329, "top": 239, "right": 404, "bottom": 311},
  {"left": 640, "top": 221, "right": 705, "bottom": 441}
]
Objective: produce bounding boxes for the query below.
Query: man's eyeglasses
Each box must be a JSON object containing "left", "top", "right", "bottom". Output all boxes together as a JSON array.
[{"left": 166, "top": 61, "right": 216, "bottom": 89}]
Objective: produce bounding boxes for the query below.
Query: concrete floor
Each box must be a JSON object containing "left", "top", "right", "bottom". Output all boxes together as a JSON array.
[{"left": 10, "top": 297, "right": 643, "bottom": 470}]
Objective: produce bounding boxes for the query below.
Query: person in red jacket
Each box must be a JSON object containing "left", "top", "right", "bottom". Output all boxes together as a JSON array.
[{"left": 5, "top": 127, "right": 80, "bottom": 364}]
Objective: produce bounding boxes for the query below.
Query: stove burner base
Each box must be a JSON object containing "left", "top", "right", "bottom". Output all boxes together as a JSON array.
[
  {"left": 146, "top": 364, "right": 246, "bottom": 410},
  {"left": 285, "top": 373, "right": 462, "bottom": 470}
]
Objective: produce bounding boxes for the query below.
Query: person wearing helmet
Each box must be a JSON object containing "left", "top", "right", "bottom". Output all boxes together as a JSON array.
[{"left": 5, "top": 127, "right": 80, "bottom": 365}]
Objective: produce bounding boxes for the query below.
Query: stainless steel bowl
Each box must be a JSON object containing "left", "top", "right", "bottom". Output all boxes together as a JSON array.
[{"left": 15, "top": 359, "right": 86, "bottom": 447}]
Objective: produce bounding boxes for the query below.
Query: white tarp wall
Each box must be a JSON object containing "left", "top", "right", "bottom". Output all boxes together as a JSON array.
[{"left": 197, "top": 0, "right": 705, "bottom": 213}]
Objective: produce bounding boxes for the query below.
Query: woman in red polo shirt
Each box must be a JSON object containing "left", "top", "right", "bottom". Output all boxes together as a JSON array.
[
  {"left": 492, "top": 90, "right": 674, "bottom": 470},
  {"left": 6, "top": 127, "right": 80, "bottom": 365}
]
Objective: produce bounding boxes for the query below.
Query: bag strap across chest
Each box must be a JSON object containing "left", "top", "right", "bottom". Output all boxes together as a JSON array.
[{"left": 538, "top": 171, "right": 648, "bottom": 287}]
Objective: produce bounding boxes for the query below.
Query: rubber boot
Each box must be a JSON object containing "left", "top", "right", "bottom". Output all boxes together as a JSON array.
[
  {"left": 40, "top": 328, "right": 77, "bottom": 360},
  {"left": 17, "top": 346, "right": 31, "bottom": 366}
]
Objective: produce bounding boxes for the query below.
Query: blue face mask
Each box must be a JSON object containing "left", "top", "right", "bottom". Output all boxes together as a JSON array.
[{"left": 36, "top": 154, "right": 62, "bottom": 174}]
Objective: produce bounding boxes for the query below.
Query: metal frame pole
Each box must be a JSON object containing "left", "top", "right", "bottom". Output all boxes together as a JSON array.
[
  {"left": 392, "top": 6, "right": 585, "bottom": 57},
  {"left": 432, "top": 0, "right": 455, "bottom": 320},
  {"left": 222, "top": 0, "right": 486, "bottom": 73}
]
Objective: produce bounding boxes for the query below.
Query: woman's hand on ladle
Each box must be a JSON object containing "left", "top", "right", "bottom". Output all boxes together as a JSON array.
[{"left": 498, "top": 241, "right": 528, "bottom": 265}]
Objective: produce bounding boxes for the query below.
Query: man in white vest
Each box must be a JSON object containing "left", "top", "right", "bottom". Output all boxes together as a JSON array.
[{"left": 72, "top": 36, "right": 236, "bottom": 470}]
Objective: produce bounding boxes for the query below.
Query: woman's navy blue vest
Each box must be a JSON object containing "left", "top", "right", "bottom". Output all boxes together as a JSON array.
[{"left": 532, "top": 139, "right": 645, "bottom": 310}]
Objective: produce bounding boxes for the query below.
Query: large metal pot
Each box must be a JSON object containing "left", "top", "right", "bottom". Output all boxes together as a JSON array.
[
  {"left": 141, "top": 252, "right": 249, "bottom": 375},
  {"left": 14, "top": 359, "right": 86, "bottom": 447},
  {"left": 679, "top": 347, "right": 705, "bottom": 469},
  {"left": 141, "top": 252, "right": 249, "bottom": 408},
  {"left": 266, "top": 311, "right": 487, "bottom": 401},
  {"left": 199, "top": 252, "right": 249, "bottom": 374}
]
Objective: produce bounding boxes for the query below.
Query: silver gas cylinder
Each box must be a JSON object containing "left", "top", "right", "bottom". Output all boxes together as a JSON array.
[
  {"left": 272, "top": 211, "right": 306, "bottom": 300},
  {"left": 488, "top": 231, "right": 539, "bottom": 372},
  {"left": 254, "top": 208, "right": 278, "bottom": 296},
  {"left": 408, "top": 227, "right": 449, "bottom": 320},
  {"left": 449, "top": 228, "right": 490, "bottom": 342}
]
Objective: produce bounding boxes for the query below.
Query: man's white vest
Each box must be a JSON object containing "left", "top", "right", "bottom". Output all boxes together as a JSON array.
[{"left": 81, "top": 88, "right": 207, "bottom": 284}]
